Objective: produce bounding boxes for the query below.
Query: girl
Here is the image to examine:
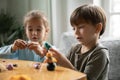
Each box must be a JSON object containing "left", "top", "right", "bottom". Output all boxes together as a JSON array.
[{"left": 0, "top": 10, "right": 49, "bottom": 62}]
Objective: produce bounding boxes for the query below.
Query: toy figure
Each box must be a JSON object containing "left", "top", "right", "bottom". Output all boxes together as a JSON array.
[
  {"left": 44, "top": 51, "right": 57, "bottom": 71},
  {"left": 43, "top": 42, "right": 57, "bottom": 71}
]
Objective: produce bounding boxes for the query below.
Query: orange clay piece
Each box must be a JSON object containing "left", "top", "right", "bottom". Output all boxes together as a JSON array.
[
  {"left": 44, "top": 52, "right": 57, "bottom": 63},
  {"left": 9, "top": 75, "right": 31, "bottom": 80}
]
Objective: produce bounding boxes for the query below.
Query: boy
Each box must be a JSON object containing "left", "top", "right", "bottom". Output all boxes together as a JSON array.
[
  {"left": 0, "top": 10, "right": 49, "bottom": 62},
  {"left": 49, "top": 4, "right": 109, "bottom": 80}
]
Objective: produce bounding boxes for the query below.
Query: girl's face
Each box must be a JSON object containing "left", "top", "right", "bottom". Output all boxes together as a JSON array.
[
  {"left": 72, "top": 19, "right": 98, "bottom": 45},
  {"left": 25, "top": 19, "right": 47, "bottom": 43}
]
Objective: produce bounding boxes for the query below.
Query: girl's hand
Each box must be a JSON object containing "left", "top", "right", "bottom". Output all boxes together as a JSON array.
[
  {"left": 12, "top": 39, "right": 27, "bottom": 51},
  {"left": 27, "top": 42, "right": 47, "bottom": 57}
]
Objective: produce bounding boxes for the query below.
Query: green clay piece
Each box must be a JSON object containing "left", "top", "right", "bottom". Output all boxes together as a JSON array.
[{"left": 44, "top": 42, "right": 52, "bottom": 50}]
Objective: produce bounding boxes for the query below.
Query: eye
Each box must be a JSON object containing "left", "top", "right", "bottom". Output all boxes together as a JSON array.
[
  {"left": 28, "top": 28, "right": 33, "bottom": 31},
  {"left": 37, "top": 28, "right": 42, "bottom": 31},
  {"left": 78, "top": 26, "right": 83, "bottom": 29},
  {"left": 72, "top": 27, "right": 75, "bottom": 31},
  {"left": 78, "top": 24, "right": 85, "bottom": 29}
]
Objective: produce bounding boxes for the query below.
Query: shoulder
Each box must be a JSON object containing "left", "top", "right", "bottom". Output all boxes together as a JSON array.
[
  {"left": 67, "top": 43, "right": 81, "bottom": 55},
  {"left": 66, "top": 43, "right": 81, "bottom": 58},
  {"left": 0, "top": 45, "right": 11, "bottom": 49},
  {"left": 95, "top": 43, "right": 109, "bottom": 56},
  {"left": 71, "top": 43, "right": 81, "bottom": 51},
  {"left": 0, "top": 45, "right": 12, "bottom": 53},
  {"left": 89, "top": 43, "right": 109, "bottom": 61}
]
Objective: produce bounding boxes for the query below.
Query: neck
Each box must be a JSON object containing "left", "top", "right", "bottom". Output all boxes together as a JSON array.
[{"left": 81, "top": 39, "right": 98, "bottom": 54}]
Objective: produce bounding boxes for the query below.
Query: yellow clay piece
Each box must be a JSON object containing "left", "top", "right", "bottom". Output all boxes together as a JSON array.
[{"left": 9, "top": 75, "right": 31, "bottom": 80}]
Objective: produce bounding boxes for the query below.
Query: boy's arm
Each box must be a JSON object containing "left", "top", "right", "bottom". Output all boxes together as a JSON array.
[
  {"left": 84, "top": 49, "right": 109, "bottom": 80},
  {"left": 49, "top": 48, "right": 75, "bottom": 70},
  {"left": 58, "top": 54, "right": 75, "bottom": 69}
]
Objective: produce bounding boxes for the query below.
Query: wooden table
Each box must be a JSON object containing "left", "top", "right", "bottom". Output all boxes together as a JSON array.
[{"left": 0, "top": 59, "right": 87, "bottom": 80}]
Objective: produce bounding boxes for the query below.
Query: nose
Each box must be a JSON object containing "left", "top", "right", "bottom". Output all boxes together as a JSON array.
[
  {"left": 74, "top": 28, "right": 79, "bottom": 35},
  {"left": 32, "top": 31, "right": 37, "bottom": 35}
]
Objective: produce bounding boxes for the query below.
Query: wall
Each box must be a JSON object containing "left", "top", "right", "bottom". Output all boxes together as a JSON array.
[
  {"left": 0, "top": 0, "right": 7, "bottom": 12},
  {"left": 7, "top": 0, "right": 29, "bottom": 24},
  {"left": 6, "top": 0, "right": 52, "bottom": 43},
  {"left": 51, "top": 0, "right": 94, "bottom": 47},
  {"left": 0, "top": 0, "right": 94, "bottom": 47}
]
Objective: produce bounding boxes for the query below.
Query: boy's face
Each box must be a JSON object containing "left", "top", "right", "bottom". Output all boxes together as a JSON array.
[
  {"left": 25, "top": 19, "right": 47, "bottom": 43},
  {"left": 72, "top": 19, "right": 98, "bottom": 45}
]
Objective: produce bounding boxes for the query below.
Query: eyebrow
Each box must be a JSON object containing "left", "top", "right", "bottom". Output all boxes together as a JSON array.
[
  {"left": 27, "top": 25, "right": 43, "bottom": 28},
  {"left": 78, "top": 24, "right": 86, "bottom": 26},
  {"left": 27, "top": 26, "right": 32, "bottom": 28},
  {"left": 37, "top": 25, "right": 42, "bottom": 28}
]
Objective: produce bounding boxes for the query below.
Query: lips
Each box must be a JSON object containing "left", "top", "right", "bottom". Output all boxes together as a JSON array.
[
  {"left": 32, "top": 37, "right": 38, "bottom": 40},
  {"left": 76, "top": 37, "right": 82, "bottom": 40}
]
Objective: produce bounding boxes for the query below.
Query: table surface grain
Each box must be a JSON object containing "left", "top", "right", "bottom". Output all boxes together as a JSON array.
[{"left": 0, "top": 58, "right": 87, "bottom": 80}]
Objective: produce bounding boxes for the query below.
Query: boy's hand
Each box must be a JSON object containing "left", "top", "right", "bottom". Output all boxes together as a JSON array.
[
  {"left": 49, "top": 48, "right": 62, "bottom": 61},
  {"left": 12, "top": 39, "right": 27, "bottom": 51},
  {"left": 27, "top": 42, "right": 47, "bottom": 57},
  {"left": 49, "top": 48, "right": 75, "bottom": 69}
]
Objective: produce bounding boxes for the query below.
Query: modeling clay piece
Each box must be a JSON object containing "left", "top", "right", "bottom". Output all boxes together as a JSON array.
[
  {"left": 6, "top": 64, "right": 13, "bottom": 70},
  {"left": 9, "top": 75, "right": 31, "bottom": 80},
  {"left": 44, "top": 42, "right": 52, "bottom": 50},
  {"left": 43, "top": 42, "right": 57, "bottom": 71},
  {"left": 13, "top": 64, "right": 18, "bottom": 67},
  {"left": 34, "top": 63, "right": 41, "bottom": 69},
  {"left": 44, "top": 52, "right": 57, "bottom": 71}
]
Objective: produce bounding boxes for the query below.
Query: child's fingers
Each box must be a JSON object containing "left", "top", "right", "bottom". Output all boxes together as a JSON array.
[
  {"left": 27, "top": 42, "right": 41, "bottom": 50},
  {"left": 12, "top": 44, "right": 19, "bottom": 51},
  {"left": 27, "top": 44, "right": 35, "bottom": 50},
  {"left": 20, "top": 40, "right": 27, "bottom": 48},
  {"left": 42, "top": 47, "right": 48, "bottom": 53},
  {"left": 21, "top": 40, "right": 27, "bottom": 46},
  {"left": 49, "top": 48, "right": 58, "bottom": 54},
  {"left": 41, "top": 47, "right": 48, "bottom": 55},
  {"left": 49, "top": 48, "right": 64, "bottom": 59},
  {"left": 48, "top": 48, "right": 59, "bottom": 57},
  {"left": 14, "top": 39, "right": 27, "bottom": 49},
  {"left": 27, "top": 42, "right": 38, "bottom": 47},
  {"left": 27, "top": 42, "right": 37, "bottom": 49}
]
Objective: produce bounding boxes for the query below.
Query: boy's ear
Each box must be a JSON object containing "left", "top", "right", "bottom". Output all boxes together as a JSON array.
[{"left": 95, "top": 23, "right": 102, "bottom": 34}]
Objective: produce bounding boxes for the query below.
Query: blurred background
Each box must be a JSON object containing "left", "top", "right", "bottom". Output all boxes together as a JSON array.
[{"left": 0, "top": 0, "right": 120, "bottom": 49}]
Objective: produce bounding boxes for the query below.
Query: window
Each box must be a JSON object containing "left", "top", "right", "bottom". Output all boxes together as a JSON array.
[{"left": 110, "top": 0, "right": 120, "bottom": 38}]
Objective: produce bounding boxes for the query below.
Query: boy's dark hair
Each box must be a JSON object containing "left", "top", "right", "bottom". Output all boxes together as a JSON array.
[{"left": 70, "top": 4, "right": 106, "bottom": 36}]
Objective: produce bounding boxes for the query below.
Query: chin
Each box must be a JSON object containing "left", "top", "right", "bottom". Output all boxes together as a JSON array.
[
  {"left": 77, "top": 39, "right": 83, "bottom": 42},
  {"left": 79, "top": 42, "right": 83, "bottom": 44},
  {"left": 31, "top": 40, "right": 38, "bottom": 42},
  {"left": 78, "top": 40, "right": 85, "bottom": 45}
]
